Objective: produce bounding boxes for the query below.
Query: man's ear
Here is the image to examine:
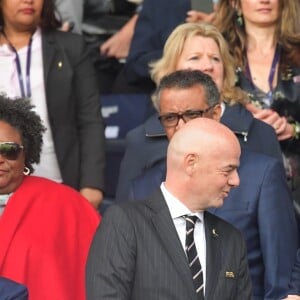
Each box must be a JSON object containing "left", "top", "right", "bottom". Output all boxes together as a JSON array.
[
  {"left": 184, "top": 153, "right": 198, "bottom": 176},
  {"left": 211, "top": 104, "right": 221, "bottom": 121}
]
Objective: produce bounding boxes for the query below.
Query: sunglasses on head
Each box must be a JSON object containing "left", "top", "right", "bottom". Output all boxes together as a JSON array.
[{"left": 0, "top": 142, "right": 24, "bottom": 160}]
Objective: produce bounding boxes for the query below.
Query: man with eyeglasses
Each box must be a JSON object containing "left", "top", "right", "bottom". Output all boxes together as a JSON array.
[{"left": 124, "top": 70, "right": 298, "bottom": 299}]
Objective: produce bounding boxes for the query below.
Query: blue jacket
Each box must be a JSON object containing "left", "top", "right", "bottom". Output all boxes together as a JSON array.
[
  {"left": 124, "top": 0, "right": 190, "bottom": 92},
  {"left": 116, "top": 103, "right": 282, "bottom": 202}
]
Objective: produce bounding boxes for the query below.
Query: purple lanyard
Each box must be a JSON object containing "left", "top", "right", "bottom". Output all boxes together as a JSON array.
[
  {"left": 3, "top": 33, "right": 33, "bottom": 98},
  {"left": 245, "top": 45, "right": 281, "bottom": 104}
]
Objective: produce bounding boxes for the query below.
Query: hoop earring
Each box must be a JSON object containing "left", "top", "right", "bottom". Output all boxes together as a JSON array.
[
  {"left": 236, "top": 11, "right": 244, "bottom": 27},
  {"left": 23, "top": 166, "right": 30, "bottom": 175}
]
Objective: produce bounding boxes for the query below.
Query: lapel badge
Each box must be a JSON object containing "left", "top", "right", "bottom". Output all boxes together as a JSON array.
[
  {"left": 225, "top": 271, "right": 235, "bottom": 278},
  {"left": 58, "top": 61, "right": 63, "bottom": 69},
  {"left": 212, "top": 228, "right": 218, "bottom": 238}
]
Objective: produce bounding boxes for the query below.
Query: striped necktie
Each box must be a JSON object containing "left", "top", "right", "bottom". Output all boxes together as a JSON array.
[{"left": 184, "top": 215, "right": 204, "bottom": 299}]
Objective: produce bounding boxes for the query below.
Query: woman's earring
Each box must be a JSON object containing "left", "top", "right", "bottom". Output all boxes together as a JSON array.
[
  {"left": 23, "top": 166, "right": 30, "bottom": 175},
  {"left": 236, "top": 11, "right": 244, "bottom": 27}
]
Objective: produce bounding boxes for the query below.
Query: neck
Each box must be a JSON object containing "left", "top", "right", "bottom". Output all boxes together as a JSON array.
[
  {"left": 246, "top": 25, "right": 277, "bottom": 55},
  {"left": 1, "top": 26, "right": 35, "bottom": 50}
]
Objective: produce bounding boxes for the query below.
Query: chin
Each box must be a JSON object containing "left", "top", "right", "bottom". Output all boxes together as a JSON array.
[{"left": 211, "top": 199, "right": 224, "bottom": 208}]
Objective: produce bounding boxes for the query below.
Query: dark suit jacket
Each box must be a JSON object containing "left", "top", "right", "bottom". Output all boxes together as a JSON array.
[
  {"left": 288, "top": 248, "right": 300, "bottom": 296},
  {"left": 116, "top": 103, "right": 282, "bottom": 202},
  {"left": 86, "top": 190, "right": 252, "bottom": 300},
  {"left": 42, "top": 30, "right": 105, "bottom": 190},
  {"left": 128, "top": 150, "right": 299, "bottom": 299}
]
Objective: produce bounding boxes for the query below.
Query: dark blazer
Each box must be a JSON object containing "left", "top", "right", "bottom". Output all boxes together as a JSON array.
[
  {"left": 116, "top": 103, "right": 282, "bottom": 202},
  {"left": 128, "top": 150, "right": 299, "bottom": 300},
  {"left": 288, "top": 248, "right": 300, "bottom": 296},
  {"left": 42, "top": 30, "right": 105, "bottom": 190},
  {"left": 86, "top": 190, "right": 253, "bottom": 300}
]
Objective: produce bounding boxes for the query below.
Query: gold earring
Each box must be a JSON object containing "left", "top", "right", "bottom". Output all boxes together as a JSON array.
[{"left": 23, "top": 166, "right": 30, "bottom": 175}]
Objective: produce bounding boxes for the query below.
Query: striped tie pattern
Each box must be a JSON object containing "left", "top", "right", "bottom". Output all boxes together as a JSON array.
[{"left": 184, "top": 215, "right": 204, "bottom": 299}]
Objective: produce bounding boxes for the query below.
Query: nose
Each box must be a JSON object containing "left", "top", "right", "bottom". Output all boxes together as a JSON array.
[
  {"left": 228, "top": 169, "right": 240, "bottom": 188},
  {"left": 0, "top": 154, "right": 5, "bottom": 163},
  {"left": 175, "top": 117, "right": 186, "bottom": 131},
  {"left": 198, "top": 56, "right": 213, "bottom": 73}
]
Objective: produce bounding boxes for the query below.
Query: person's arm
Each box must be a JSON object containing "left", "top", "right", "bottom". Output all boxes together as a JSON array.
[
  {"left": 246, "top": 103, "right": 295, "bottom": 141},
  {"left": 73, "top": 36, "right": 106, "bottom": 208},
  {"left": 80, "top": 188, "right": 103, "bottom": 209},
  {"left": 124, "top": 0, "right": 189, "bottom": 87},
  {"left": 185, "top": 0, "right": 218, "bottom": 23},
  {"left": 55, "top": 0, "right": 83, "bottom": 33},
  {"left": 86, "top": 205, "right": 136, "bottom": 299},
  {"left": 258, "top": 159, "right": 299, "bottom": 298},
  {"left": 185, "top": 10, "right": 215, "bottom": 23},
  {"left": 100, "top": 14, "right": 138, "bottom": 59}
]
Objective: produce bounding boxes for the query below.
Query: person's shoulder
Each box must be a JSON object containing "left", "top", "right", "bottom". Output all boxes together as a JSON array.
[
  {"left": 240, "top": 148, "right": 281, "bottom": 169},
  {"left": 24, "top": 176, "right": 91, "bottom": 206},
  {"left": 106, "top": 189, "right": 162, "bottom": 219},
  {"left": 43, "top": 29, "right": 86, "bottom": 52},
  {"left": 126, "top": 113, "right": 164, "bottom": 141},
  {"left": 126, "top": 122, "right": 147, "bottom": 143},
  {"left": 224, "top": 103, "right": 276, "bottom": 135},
  {"left": 44, "top": 29, "right": 84, "bottom": 42},
  {"left": 26, "top": 175, "right": 74, "bottom": 191}
]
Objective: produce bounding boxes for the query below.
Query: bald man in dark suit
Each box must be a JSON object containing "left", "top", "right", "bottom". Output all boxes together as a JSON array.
[{"left": 86, "top": 117, "right": 252, "bottom": 300}]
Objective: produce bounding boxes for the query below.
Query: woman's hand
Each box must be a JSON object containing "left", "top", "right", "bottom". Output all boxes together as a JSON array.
[
  {"left": 80, "top": 188, "right": 103, "bottom": 210},
  {"left": 246, "top": 103, "right": 294, "bottom": 140},
  {"left": 100, "top": 14, "right": 138, "bottom": 59},
  {"left": 185, "top": 10, "right": 215, "bottom": 23}
]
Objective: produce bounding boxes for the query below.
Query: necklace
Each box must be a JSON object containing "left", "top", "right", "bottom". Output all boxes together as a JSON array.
[{"left": 245, "top": 45, "right": 281, "bottom": 107}]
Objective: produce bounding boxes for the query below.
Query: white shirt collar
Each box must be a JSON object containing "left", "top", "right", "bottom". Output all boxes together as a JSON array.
[{"left": 160, "top": 182, "right": 204, "bottom": 223}]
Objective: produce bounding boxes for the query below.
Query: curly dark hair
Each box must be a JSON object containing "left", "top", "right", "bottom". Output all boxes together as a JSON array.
[
  {"left": 0, "top": 94, "right": 46, "bottom": 173},
  {"left": 0, "top": 0, "right": 61, "bottom": 31}
]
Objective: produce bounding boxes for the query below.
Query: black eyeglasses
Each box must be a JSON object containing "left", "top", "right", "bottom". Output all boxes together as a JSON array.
[
  {"left": 158, "top": 106, "right": 215, "bottom": 128},
  {"left": 0, "top": 142, "right": 24, "bottom": 160}
]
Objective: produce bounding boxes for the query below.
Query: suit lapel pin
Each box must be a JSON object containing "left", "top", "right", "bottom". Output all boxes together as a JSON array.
[
  {"left": 212, "top": 228, "right": 218, "bottom": 237},
  {"left": 58, "top": 61, "right": 63, "bottom": 69},
  {"left": 225, "top": 271, "right": 235, "bottom": 278}
]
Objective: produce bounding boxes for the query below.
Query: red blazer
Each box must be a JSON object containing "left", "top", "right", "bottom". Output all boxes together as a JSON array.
[{"left": 0, "top": 176, "right": 100, "bottom": 300}]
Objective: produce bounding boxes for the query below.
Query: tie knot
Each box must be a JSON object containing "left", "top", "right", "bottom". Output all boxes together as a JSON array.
[{"left": 184, "top": 215, "right": 198, "bottom": 230}]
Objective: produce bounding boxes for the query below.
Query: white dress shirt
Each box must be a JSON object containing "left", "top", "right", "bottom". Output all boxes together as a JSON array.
[
  {"left": 0, "top": 28, "right": 62, "bottom": 183},
  {"left": 160, "top": 182, "right": 206, "bottom": 293}
]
